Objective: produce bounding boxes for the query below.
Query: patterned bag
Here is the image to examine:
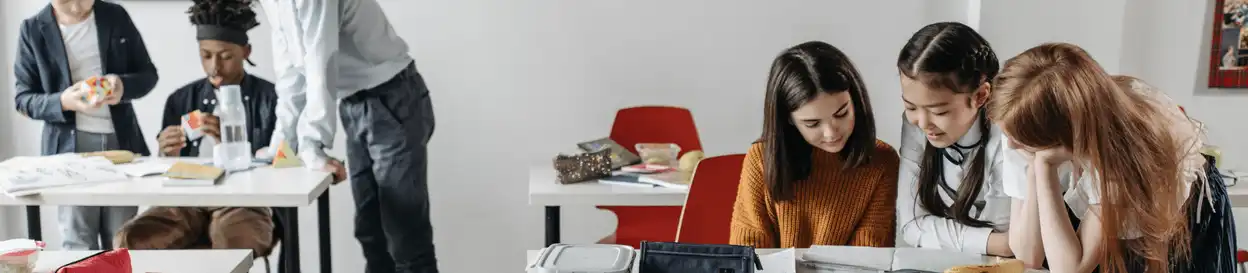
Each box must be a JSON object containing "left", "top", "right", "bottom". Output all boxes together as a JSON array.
[{"left": 552, "top": 149, "right": 612, "bottom": 184}]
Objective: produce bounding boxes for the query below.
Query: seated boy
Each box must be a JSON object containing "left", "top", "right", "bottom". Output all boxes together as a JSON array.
[{"left": 115, "top": 0, "right": 278, "bottom": 258}]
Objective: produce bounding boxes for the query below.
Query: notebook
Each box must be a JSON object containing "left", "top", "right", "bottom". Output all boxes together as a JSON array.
[
  {"left": 162, "top": 162, "right": 224, "bottom": 187},
  {"left": 801, "top": 245, "right": 993, "bottom": 272}
]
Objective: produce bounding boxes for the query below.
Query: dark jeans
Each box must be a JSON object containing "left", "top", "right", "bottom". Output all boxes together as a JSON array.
[{"left": 340, "top": 63, "right": 438, "bottom": 273}]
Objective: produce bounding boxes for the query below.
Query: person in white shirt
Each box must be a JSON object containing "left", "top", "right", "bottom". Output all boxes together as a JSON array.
[
  {"left": 894, "top": 22, "right": 1013, "bottom": 257},
  {"left": 255, "top": 0, "right": 438, "bottom": 272},
  {"left": 991, "top": 43, "right": 1235, "bottom": 273},
  {"left": 13, "top": 0, "right": 159, "bottom": 250}
]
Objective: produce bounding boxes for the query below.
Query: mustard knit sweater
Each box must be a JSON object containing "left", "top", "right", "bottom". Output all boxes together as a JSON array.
[{"left": 729, "top": 140, "right": 899, "bottom": 248}]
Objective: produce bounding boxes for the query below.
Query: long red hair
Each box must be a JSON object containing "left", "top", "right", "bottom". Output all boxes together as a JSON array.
[{"left": 988, "top": 43, "right": 1189, "bottom": 273}]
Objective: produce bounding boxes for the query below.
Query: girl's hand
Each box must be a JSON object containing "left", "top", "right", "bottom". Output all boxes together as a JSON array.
[{"left": 1034, "top": 146, "right": 1074, "bottom": 167}]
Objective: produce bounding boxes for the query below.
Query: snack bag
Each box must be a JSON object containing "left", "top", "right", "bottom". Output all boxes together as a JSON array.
[
  {"left": 81, "top": 76, "right": 113, "bottom": 104},
  {"left": 181, "top": 110, "right": 206, "bottom": 140}
]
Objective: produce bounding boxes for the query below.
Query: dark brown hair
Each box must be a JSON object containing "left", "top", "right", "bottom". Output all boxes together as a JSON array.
[
  {"left": 897, "top": 22, "right": 998, "bottom": 228},
  {"left": 760, "top": 41, "right": 877, "bottom": 201}
]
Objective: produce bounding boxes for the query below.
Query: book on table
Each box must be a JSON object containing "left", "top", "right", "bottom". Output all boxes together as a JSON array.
[
  {"left": 162, "top": 162, "right": 225, "bottom": 187},
  {"left": 597, "top": 169, "right": 692, "bottom": 189},
  {"left": 801, "top": 245, "right": 994, "bottom": 272}
]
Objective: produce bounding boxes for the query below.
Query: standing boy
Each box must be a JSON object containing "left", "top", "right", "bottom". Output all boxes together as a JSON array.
[
  {"left": 257, "top": 0, "right": 438, "bottom": 272},
  {"left": 13, "top": 0, "right": 158, "bottom": 250}
]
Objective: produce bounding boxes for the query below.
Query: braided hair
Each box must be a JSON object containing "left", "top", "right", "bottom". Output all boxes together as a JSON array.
[
  {"left": 188, "top": 0, "right": 259, "bottom": 31},
  {"left": 897, "top": 22, "right": 999, "bottom": 228},
  {"left": 188, "top": 0, "right": 259, "bottom": 45}
]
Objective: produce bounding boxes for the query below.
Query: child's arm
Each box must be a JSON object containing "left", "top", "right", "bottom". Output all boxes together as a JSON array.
[
  {"left": 14, "top": 21, "right": 69, "bottom": 123},
  {"left": 1034, "top": 162, "right": 1104, "bottom": 273},
  {"left": 1009, "top": 165, "right": 1045, "bottom": 268}
]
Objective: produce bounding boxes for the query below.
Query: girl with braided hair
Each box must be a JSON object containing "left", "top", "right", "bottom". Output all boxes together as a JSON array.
[
  {"left": 114, "top": 0, "right": 279, "bottom": 266},
  {"left": 895, "top": 22, "right": 1016, "bottom": 257}
]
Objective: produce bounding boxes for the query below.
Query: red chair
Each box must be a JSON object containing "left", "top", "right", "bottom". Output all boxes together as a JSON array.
[
  {"left": 600, "top": 106, "right": 703, "bottom": 248},
  {"left": 1237, "top": 249, "right": 1248, "bottom": 273},
  {"left": 675, "top": 154, "right": 747, "bottom": 244}
]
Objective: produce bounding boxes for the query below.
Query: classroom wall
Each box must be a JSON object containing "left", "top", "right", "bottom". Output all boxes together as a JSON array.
[{"left": 0, "top": 0, "right": 1245, "bottom": 272}]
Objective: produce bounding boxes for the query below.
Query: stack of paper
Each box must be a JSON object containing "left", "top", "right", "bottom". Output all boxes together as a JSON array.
[{"left": 0, "top": 155, "right": 130, "bottom": 196}]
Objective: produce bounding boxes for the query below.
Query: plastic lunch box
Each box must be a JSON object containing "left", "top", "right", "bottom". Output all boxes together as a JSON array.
[{"left": 529, "top": 244, "right": 635, "bottom": 273}]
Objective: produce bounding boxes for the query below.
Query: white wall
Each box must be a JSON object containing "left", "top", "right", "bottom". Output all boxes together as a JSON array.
[
  {"left": 980, "top": 0, "right": 1248, "bottom": 247},
  {"left": 0, "top": 1, "right": 956, "bottom": 272},
  {"left": 2, "top": 0, "right": 1246, "bottom": 273}
]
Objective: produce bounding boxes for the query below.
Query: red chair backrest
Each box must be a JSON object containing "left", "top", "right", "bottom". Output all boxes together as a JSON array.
[
  {"left": 609, "top": 106, "right": 703, "bottom": 157},
  {"left": 675, "top": 154, "right": 747, "bottom": 244}
]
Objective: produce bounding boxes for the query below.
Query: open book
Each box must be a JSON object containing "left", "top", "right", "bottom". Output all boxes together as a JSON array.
[
  {"left": 801, "top": 246, "right": 995, "bottom": 272},
  {"left": 0, "top": 154, "right": 130, "bottom": 196}
]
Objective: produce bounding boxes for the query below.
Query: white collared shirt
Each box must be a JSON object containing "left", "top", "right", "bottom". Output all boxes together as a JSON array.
[
  {"left": 257, "top": 0, "right": 413, "bottom": 166},
  {"left": 897, "top": 116, "right": 1011, "bottom": 255}
]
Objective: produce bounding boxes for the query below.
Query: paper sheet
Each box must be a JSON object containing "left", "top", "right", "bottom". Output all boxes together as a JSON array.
[
  {"left": 0, "top": 155, "right": 129, "bottom": 196},
  {"left": 758, "top": 248, "right": 796, "bottom": 273},
  {"left": 802, "top": 245, "right": 894, "bottom": 271},
  {"left": 113, "top": 161, "right": 174, "bottom": 177},
  {"left": 891, "top": 248, "right": 990, "bottom": 272}
]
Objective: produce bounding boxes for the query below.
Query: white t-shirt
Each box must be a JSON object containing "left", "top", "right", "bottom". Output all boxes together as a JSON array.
[
  {"left": 1001, "top": 81, "right": 1207, "bottom": 237},
  {"left": 60, "top": 13, "right": 113, "bottom": 134}
]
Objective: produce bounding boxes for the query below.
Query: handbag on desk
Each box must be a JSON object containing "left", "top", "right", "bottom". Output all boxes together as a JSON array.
[
  {"left": 553, "top": 149, "right": 613, "bottom": 184},
  {"left": 54, "top": 248, "right": 131, "bottom": 273},
  {"left": 637, "top": 241, "right": 762, "bottom": 273}
]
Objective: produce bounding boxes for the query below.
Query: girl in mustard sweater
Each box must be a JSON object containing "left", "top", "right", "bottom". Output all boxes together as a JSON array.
[{"left": 729, "top": 41, "right": 900, "bottom": 248}]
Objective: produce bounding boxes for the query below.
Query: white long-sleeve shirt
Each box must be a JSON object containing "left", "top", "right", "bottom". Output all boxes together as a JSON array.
[
  {"left": 896, "top": 116, "right": 1012, "bottom": 254},
  {"left": 258, "top": 0, "right": 413, "bottom": 167}
]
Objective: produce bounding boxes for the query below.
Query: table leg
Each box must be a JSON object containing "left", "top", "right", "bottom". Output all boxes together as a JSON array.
[
  {"left": 317, "top": 192, "right": 331, "bottom": 273},
  {"left": 25, "top": 206, "right": 40, "bottom": 240},
  {"left": 280, "top": 207, "right": 301, "bottom": 273},
  {"left": 545, "top": 206, "right": 560, "bottom": 247}
]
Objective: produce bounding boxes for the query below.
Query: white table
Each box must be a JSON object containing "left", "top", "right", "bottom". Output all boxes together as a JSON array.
[
  {"left": 1225, "top": 183, "right": 1248, "bottom": 207},
  {"left": 528, "top": 166, "right": 688, "bottom": 246},
  {"left": 34, "top": 249, "right": 253, "bottom": 273},
  {"left": 525, "top": 248, "right": 1048, "bottom": 273},
  {"left": 3, "top": 157, "right": 332, "bottom": 273},
  {"left": 524, "top": 248, "right": 796, "bottom": 273}
]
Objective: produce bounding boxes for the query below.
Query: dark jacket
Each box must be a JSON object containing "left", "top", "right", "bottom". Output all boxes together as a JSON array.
[
  {"left": 13, "top": 0, "right": 158, "bottom": 156},
  {"left": 161, "top": 75, "right": 278, "bottom": 157}
]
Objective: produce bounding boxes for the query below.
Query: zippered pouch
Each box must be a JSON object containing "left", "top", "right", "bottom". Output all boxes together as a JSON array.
[{"left": 638, "top": 241, "right": 762, "bottom": 273}]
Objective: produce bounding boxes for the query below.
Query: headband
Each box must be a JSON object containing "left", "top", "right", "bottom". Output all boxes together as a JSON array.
[
  {"left": 196, "top": 25, "right": 248, "bottom": 45},
  {"left": 196, "top": 25, "right": 256, "bottom": 66}
]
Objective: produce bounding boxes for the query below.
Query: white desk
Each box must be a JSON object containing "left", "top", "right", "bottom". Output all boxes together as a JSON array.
[
  {"left": 525, "top": 248, "right": 1048, "bottom": 273},
  {"left": 524, "top": 248, "right": 795, "bottom": 273},
  {"left": 4, "top": 157, "right": 333, "bottom": 273},
  {"left": 1225, "top": 183, "right": 1248, "bottom": 207},
  {"left": 528, "top": 166, "right": 688, "bottom": 246},
  {"left": 34, "top": 249, "right": 253, "bottom": 273}
]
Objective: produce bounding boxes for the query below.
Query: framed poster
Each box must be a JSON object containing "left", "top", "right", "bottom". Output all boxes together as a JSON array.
[{"left": 1210, "top": 0, "right": 1248, "bottom": 87}]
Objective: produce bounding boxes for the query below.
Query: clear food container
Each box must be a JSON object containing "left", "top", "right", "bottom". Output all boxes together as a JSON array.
[
  {"left": 0, "top": 239, "right": 43, "bottom": 273},
  {"left": 635, "top": 143, "right": 681, "bottom": 168},
  {"left": 529, "top": 244, "right": 634, "bottom": 273}
]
